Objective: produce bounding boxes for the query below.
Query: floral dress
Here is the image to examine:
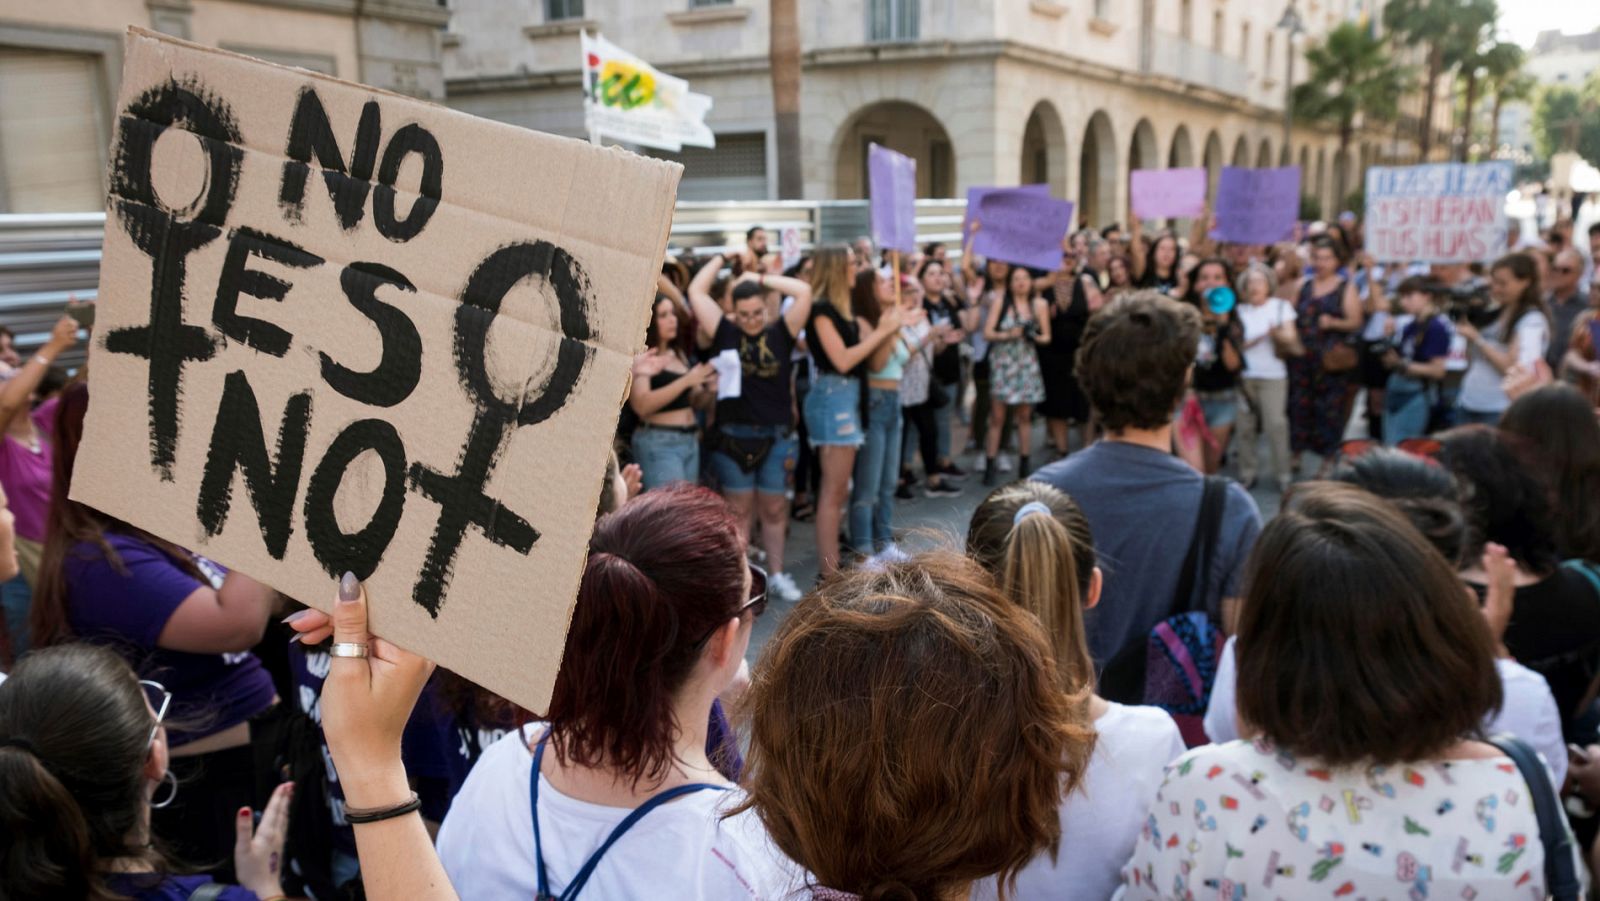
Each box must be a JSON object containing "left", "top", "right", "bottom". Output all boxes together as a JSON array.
[
  {"left": 990, "top": 298, "right": 1046, "bottom": 405},
  {"left": 1287, "top": 278, "right": 1354, "bottom": 456},
  {"left": 1120, "top": 739, "right": 1558, "bottom": 901}
]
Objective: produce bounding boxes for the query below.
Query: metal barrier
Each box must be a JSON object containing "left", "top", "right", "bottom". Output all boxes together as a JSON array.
[{"left": 0, "top": 199, "right": 972, "bottom": 365}]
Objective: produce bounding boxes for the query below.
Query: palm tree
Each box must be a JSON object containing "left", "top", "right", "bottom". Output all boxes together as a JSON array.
[
  {"left": 1383, "top": 0, "right": 1497, "bottom": 159},
  {"left": 1293, "top": 23, "right": 1410, "bottom": 202},
  {"left": 769, "top": 0, "right": 803, "bottom": 198},
  {"left": 1485, "top": 65, "right": 1534, "bottom": 158},
  {"left": 1455, "top": 38, "right": 1521, "bottom": 161}
]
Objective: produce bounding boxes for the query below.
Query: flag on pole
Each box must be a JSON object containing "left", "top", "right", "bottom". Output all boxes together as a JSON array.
[{"left": 581, "top": 31, "right": 715, "bottom": 152}]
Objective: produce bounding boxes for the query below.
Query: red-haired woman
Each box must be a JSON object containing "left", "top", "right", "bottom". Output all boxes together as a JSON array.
[{"left": 431, "top": 486, "right": 789, "bottom": 897}]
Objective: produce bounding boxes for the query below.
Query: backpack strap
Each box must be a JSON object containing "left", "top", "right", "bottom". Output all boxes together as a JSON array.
[
  {"left": 186, "top": 884, "right": 227, "bottom": 901},
  {"left": 1170, "top": 477, "right": 1229, "bottom": 619},
  {"left": 529, "top": 729, "right": 728, "bottom": 901},
  {"left": 1486, "top": 734, "right": 1581, "bottom": 901},
  {"left": 1562, "top": 559, "right": 1600, "bottom": 599}
]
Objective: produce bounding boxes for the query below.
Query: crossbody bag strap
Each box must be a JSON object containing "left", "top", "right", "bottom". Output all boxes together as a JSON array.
[
  {"left": 529, "top": 728, "right": 730, "bottom": 901},
  {"left": 1170, "top": 477, "right": 1229, "bottom": 619},
  {"left": 1486, "top": 734, "right": 1581, "bottom": 901}
]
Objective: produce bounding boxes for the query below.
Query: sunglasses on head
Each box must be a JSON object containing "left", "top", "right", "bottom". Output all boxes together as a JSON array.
[
  {"left": 1338, "top": 437, "right": 1443, "bottom": 464},
  {"left": 139, "top": 680, "right": 171, "bottom": 750},
  {"left": 693, "top": 564, "right": 768, "bottom": 647}
]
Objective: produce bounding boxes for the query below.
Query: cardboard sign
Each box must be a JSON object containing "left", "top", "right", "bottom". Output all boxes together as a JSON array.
[
  {"left": 1364, "top": 162, "right": 1512, "bottom": 263},
  {"left": 72, "top": 29, "right": 681, "bottom": 714},
  {"left": 868, "top": 143, "right": 917, "bottom": 254},
  {"left": 1130, "top": 168, "right": 1207, "bottom": 220},
  {"left": 963, "top": 183, "right": 1050, "bottom": 243},
  {"left": 1210, "top": 166, "right": 1300, "bottom": 245},
  {"left": 972, "top": 189, "right": 1075, "bottom": 272}
]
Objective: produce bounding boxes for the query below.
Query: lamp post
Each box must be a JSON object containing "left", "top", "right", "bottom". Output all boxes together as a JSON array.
[{"left": 1278, "top": 3, "right": 1304, "bottom": 161}]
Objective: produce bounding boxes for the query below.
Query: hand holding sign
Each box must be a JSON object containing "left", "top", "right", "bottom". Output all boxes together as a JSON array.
[{"left": 74, "top": 29, "right": 682, "bottom": 714}]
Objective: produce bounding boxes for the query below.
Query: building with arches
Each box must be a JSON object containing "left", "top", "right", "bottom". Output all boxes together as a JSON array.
[{"left": 442, "top": 0, "right": 1450, "bottom": 226}]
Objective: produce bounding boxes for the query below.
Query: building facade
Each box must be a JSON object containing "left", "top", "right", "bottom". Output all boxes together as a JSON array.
[
  {"left": 444, "top": 0, "right": 1449, "bottom": 225},
  {"left": 0, "top": 0, "right": 448, "bottom": 213},
  {"left": 1497, "top": 28, "right": 1600, "bottom": 160}
]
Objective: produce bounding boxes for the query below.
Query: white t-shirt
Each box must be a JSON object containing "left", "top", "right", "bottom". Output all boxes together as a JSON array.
[
  {"left": 1204, "top": 636, "right": 1567, "bottom": 786},
  {"left": 1460, "top": 311, "right": 1550, "bottom": 413},
  {"left": 975, "top": 702, "right": 1186, "bottom": 901},
  {"left": 1235, "top": 299, "right": 1297, "bottom": 381},
  {"left": 436, "top": 726, "right": 798, "bottom": 900}
]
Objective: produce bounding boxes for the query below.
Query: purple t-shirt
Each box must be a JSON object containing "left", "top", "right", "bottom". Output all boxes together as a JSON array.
[
  {"left": 64, "top": 533, "right": 275, "bottom": 746},
  {"left": 0, "top": 396, "right": 58, "bottom": 542},
  {"left": 104, "top": 874, "right": 256, "bottom": 901}
]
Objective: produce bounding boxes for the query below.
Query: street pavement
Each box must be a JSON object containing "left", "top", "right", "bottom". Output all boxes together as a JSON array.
[{"left": 747, "top": 418, "right": 1290, "bottom": 656}]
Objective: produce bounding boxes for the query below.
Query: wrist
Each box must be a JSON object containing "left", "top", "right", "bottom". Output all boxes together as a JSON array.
[
  {"left": 251, "top": 887, "right": 287, "bottom": 901},
  {"left": 335, "top": 760, "right": 412, "bottom": 810}
]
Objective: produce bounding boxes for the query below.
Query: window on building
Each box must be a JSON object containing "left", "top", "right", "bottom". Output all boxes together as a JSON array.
[
  {"left": 1180, "top": 0, "right": 1193, "bottom": 40},
  {"left": 1241, "top": 22, "right": 1250, "bottom": 63},
  {"left": 1212, "top": 10, "right": 1224, "bottom": 52},
  {"left": 647, "top": 132, "right": 768, "bottom": 201},
  {"left": 868, "top": 0, "right": 920, "bottom": 43},
  {"left": 545, "top": 0, "right": 583, "bottom": 21},
  {"left": 0, "top": 47, "right": 108, "bottom": 212}
]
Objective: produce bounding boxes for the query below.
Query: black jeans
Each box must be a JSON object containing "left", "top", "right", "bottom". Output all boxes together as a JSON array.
[{"left": 902, "top": 397, "right": 941, "bottom": 476}]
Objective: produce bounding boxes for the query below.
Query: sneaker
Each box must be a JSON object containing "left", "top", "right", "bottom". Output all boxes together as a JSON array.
[
  {"left": 895, "top": 482, "right": 914, "bottom": 500},
  {"left": 936, "top": 461, "right": 969, "bottom": 481},
  {"left": 924, "top": 481, "right": 961, "bottom": 498},
  {"left": 997, "top": 453, "right": 1015, "bottom": 473},
  {"left": 767, "top": 571, "right": 803, "bottom": 603}
]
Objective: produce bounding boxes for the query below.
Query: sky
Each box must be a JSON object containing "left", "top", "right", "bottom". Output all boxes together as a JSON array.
[{"left": 1499, "top": 5, "right": 1600, "bottom": 48}]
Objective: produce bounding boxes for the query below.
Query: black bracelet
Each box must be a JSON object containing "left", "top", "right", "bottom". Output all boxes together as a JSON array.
[{"left": 344, "top": 792, "right": 422, "bottom": 824}]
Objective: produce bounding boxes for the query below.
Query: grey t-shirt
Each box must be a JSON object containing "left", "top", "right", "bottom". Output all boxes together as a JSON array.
[{"left": 1031, "top": 441, "right": 1262, "bottom": 676}]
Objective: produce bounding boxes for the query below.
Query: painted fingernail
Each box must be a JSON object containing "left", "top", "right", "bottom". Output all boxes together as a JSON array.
[
  {"left": 280, "top": 610, "right": 310, "bottom": 625},
  {"left": 288, "top": 634, "right": 303, "bottom": 645},
  {"left": 339, "top": 572, "right": 360, "bottom": 603},
  {"left": 238, "top": 807, "right": 250, "bottom": 818}
]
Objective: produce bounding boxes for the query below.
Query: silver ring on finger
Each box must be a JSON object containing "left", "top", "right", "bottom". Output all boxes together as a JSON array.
[{"left": 329, "top": 642, "right": 370, "bottom": 659}]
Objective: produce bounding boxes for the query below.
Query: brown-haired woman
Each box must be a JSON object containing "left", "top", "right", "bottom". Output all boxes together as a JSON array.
[
  {"left": 1456, "top": 251, "right": 1552, "bottom": 424},
  {"left": 1286, "top": 236, "right": 1364, "bottom": 470},
  {"left": 967, "top": 482, "right": 1183, "bottom": 901},
  {"left": 803, "top": 245, "right": 903, "bottom": 576},
  {"left": 1122, "top": 483, "right": 1569, "bottom": 899},
  {"left": 733, "top": 550, "right": 1095, "bottom": 900},
  {"left": 432, "top": 485, "right": 790, "bottom": 897},
  {"left": 0, "top": 644, "right": 291, "bottom": 901},
  {"left": 31, "top": 383, "right": 282, "bottom": 871},
  {"left": 1502, "top": 384, "right": 1600, "bottom": 563},
  {"left": 628, "top": 295, "right": 716, "bottom": 490}
]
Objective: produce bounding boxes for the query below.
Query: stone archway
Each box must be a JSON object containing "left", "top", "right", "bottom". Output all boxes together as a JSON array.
[
  {"left": 1127, "top": 118, "right": 1160, "bottom": 223},
  {"left": 1169, "top": 124, "right": 1195, "bottom": 168},
  {"left": 832, "top": 100, "right": 956, "bottom": 199},
  {"left": 1231, "top": 135, "right": 1251, "bottom": 167},
  {"left": 1257, "top": 137, "right": 1273, "bottom": 168},
  {"left": 1020, "top": 100, "right": 1069, "bottom": 196},
  {"left": 1203, "top": 130, "right": 1224, "bottom": 197},
  {"left": 1079, "top": 110, "right": 1118, "bottom": 228}
]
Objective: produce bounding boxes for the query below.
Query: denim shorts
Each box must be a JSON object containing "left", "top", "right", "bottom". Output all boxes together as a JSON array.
[
  {"left": 631, "top": 425, "right": 701, "bottom": 491},
  {"left": 803, "top": 372, "right": 864, "bottom": 448},
  {"left": 709, "top": 423, "right": 798, "bottom": 495},
  {"left": 1197, "top": 389, "right": 1238, "bottom": 429}
]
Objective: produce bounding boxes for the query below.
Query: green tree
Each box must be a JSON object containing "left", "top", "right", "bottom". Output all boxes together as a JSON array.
[
  {"left": 1293, "top": 23, "right": 1410, "bottom": 203},
  {"left": 1455, "top": 38, "right": 1522, "bottom": 160},
  {"left": 1533, "top": 80, "right": 1600, "bottom": 165},
  {"left": 1383, "top": 0, "right": 1497, "bottom": 159},
  {"left": 1487, "top": 69, "right": 1536, "bottom": 155}
]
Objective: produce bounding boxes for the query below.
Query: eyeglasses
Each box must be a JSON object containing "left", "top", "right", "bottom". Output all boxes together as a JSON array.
[
  {"left": 693, "top": 564, "right": 768, "bottom": 647},
  {"left": 138, "top": 680, "right": 171, "bottom": 750}
]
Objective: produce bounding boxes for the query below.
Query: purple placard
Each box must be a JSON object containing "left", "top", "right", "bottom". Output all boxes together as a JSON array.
[
  {"left": 868, "top": 143, "right": 918, "bottom": 253},
  {"left": 1210, "top": 166, "right": 1301, "bottom": 245},
  {"left": 1131, "top": 167, "right": 1207, "bottom": 219},
  {"left": 964, "top": 183, "right": 1050, "bottom": 243},
  {"left": 972, "top": 189, "right": 1076, "bottom": 272}
]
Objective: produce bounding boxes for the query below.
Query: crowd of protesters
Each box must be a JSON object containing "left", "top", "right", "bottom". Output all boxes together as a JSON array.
[{"left": 0, "top": 209, "right": 1598, "bottom": 901}]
